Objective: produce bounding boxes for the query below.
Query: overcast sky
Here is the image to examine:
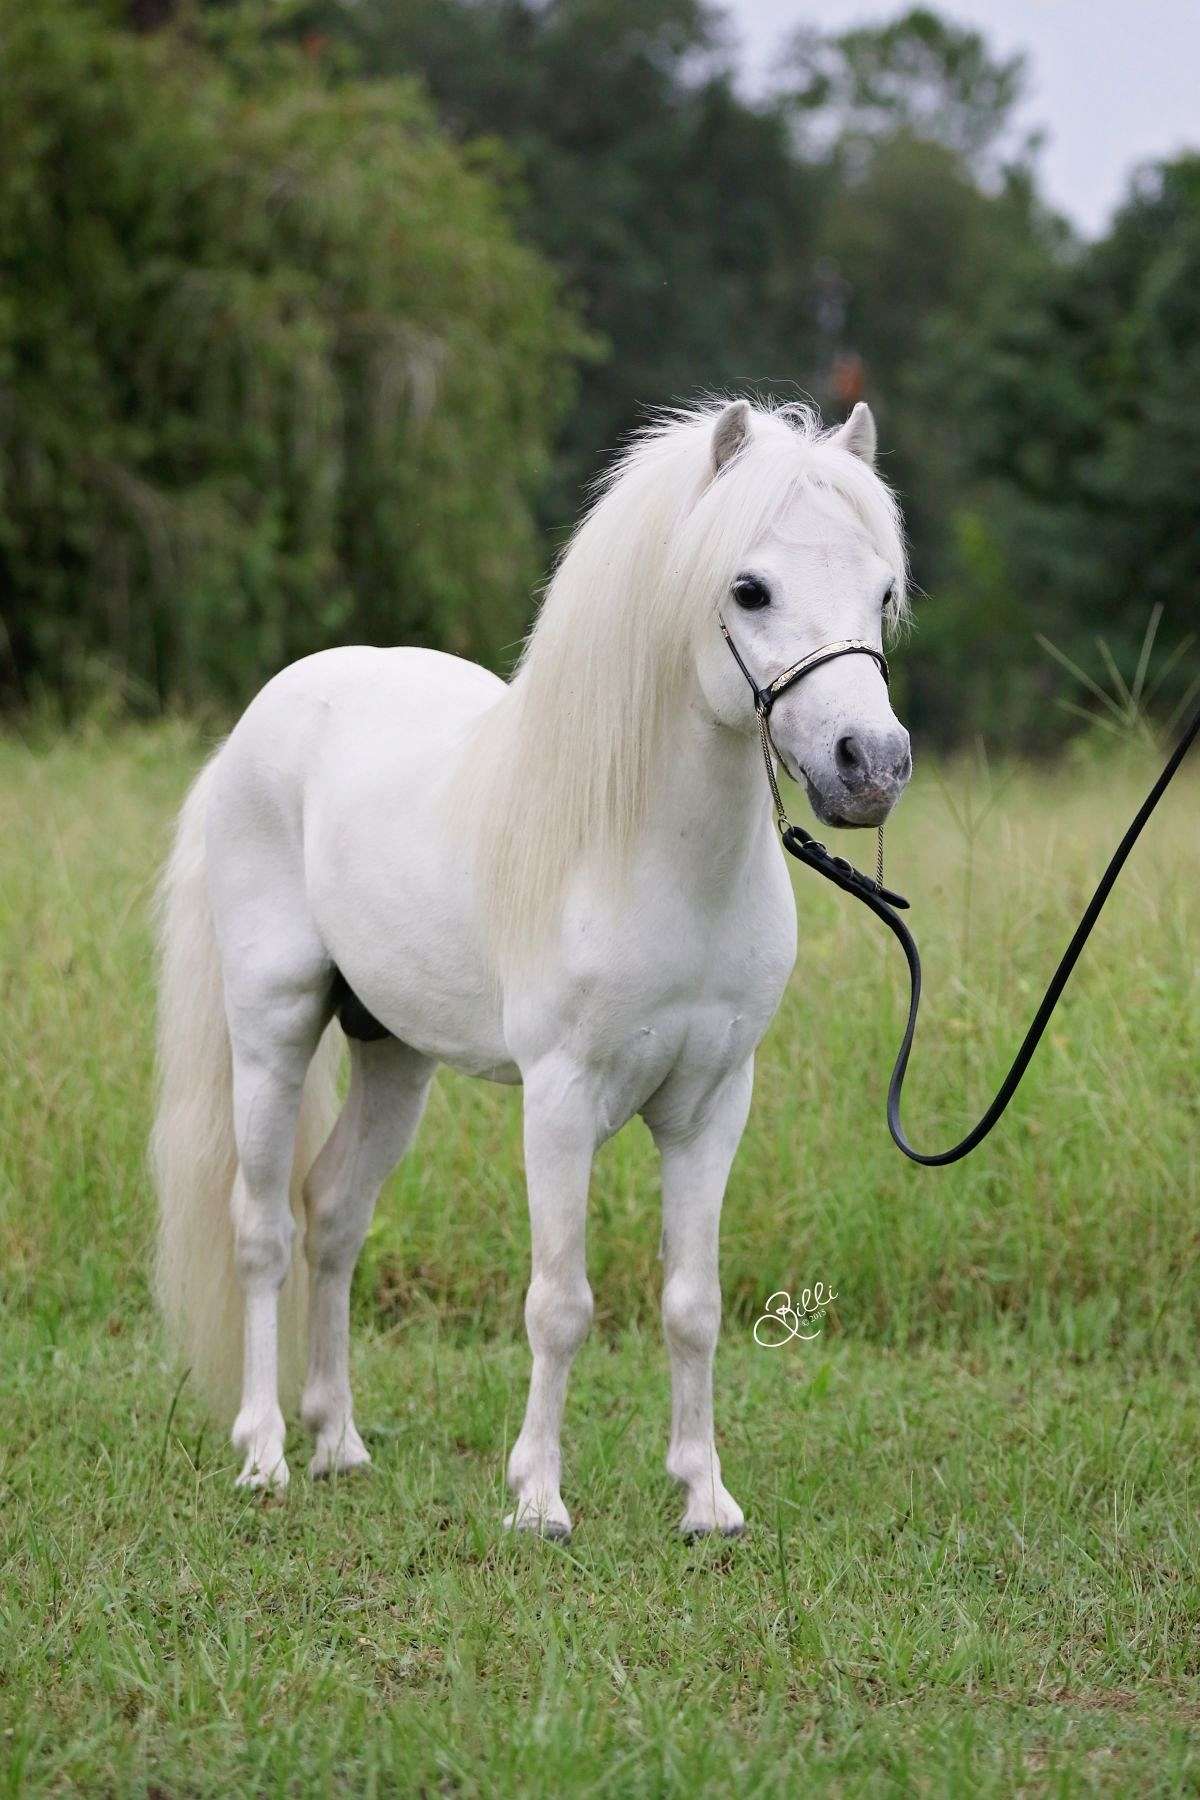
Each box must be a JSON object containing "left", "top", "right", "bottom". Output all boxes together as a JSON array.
[{"left": 728, "top": 0, "right": 1200, "bottom": 235}]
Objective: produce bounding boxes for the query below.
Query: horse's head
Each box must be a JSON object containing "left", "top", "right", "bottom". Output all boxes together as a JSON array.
[{"left": 698, "top": 400, "right": 911, "bottom": 830}]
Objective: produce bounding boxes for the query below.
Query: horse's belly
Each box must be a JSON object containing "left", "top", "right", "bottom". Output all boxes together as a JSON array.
[
  {"left": 329, "top": 939, "right": 519, "bottom": 1082},
  {"left": 310, "top": 811, "right": 514, "bottom": 1077}
]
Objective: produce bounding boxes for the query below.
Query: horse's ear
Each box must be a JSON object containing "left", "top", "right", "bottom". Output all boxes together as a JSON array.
[
  {"left": 831, "top": 401, "right": 877, "bottom": 466},
  {"left": 711, "top": 400, "right": 751, "bottom": 475}
]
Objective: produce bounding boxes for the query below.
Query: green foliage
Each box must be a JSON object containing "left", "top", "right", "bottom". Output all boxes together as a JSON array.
[
  {"left": 774, "top": 11, "right": 1199, "bottom": 748},
  {"left": 939, "top": 155, "right": 1200, "bottom": 744},
  {"left": 317, "top": 0, "right": 828, "bottom": 517},
  {"left": 0, "top": 0, "right": 580, "bottom": 708},
  {"left": 787, "top": 6, "right": 1030, "bottom": 172},
  {"left": 2, "top": 0, "right": 1197, "bottom": 751},
  {"left": 804, "top": 133, "right": 1057, "bottom": 556}
]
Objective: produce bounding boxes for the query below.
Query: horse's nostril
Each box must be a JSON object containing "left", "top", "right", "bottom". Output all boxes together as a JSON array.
[{"left": 835, "top": 734, "right": 865, "bottom": 784}]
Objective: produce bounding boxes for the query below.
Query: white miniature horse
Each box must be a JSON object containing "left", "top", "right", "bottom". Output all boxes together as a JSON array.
[{"left": 153, "top": 398, "right": 911, "bottom": 1537}]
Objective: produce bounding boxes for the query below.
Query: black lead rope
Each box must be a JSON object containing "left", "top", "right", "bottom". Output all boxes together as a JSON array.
[{"left": 718, "top": 612, "right": 1200, "bottom": 1167}]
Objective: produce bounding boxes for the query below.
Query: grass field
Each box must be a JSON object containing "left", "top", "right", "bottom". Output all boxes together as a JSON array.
[{"left": 2, "top": 720, "right": 1199, "bottom": 1794}]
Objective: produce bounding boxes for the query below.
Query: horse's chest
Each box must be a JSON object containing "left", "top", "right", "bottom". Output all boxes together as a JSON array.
[{"left": 563, "top": 919, "right": 791, "bottom": 1133}]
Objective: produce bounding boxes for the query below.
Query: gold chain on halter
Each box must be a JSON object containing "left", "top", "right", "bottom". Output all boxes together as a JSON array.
[{"left": 757, "top": 707, "right": 790, "bottom": 831}]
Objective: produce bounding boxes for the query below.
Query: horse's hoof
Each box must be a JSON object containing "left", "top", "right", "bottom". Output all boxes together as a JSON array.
[
  {"left": 308, "top": 1427, "right": 372, "bottom": 1480},
  {"left": 680, "top": 1520, "right": 746, "bottom": 1541},
  {"left": 309, "top": 1446, "right": 372, "bottom": 1480},
  {"left": 504, "top": 1508, "right": 572, "bottom": 1542},
  {"left": 235, "top": 1454, "right": 290, "bottom": 1492}
]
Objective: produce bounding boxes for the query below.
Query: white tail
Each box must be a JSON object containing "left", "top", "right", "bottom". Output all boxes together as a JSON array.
[{"left": 151, "top": 753, "right": 341, "bottom": 1420}]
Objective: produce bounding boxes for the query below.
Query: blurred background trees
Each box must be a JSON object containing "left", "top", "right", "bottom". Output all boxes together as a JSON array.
[
  {"left": 1, "top": 0, "right": 1196, "bottom": 745},
  {"left": 0, "top": 0, "right": 579, "bottom": 708}
]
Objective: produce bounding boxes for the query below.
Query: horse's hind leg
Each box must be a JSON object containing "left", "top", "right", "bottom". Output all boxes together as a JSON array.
[
  {"left": 301, "top": 1037, "right": 434, "bottom": 1477},
  {"left": 227, "top": 976, "right": 330, "bottom": 1491}
]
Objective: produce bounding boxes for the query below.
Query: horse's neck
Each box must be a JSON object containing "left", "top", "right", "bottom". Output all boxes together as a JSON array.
[{"left": 643, "top": 683, "right": 776, "bottom": 901}]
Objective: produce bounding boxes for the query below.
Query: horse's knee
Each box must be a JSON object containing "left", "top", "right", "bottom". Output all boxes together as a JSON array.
[
  {"left": 663, "top": 1272, "right": 720, "bottom": 1356},
  {"left": 525, "top": 1271, "right": 593, "bottom": 1357}
]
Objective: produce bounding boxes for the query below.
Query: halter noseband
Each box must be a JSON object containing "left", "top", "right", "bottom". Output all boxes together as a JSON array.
[{"left": 717, "top": 615, "right": 890, "bottom": 720}]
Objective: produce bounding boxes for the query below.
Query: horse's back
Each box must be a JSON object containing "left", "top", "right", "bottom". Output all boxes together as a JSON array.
[
  {"left": 232, "top": 644, "right": 500, "bottom": 759},
  {"left": 214, "top": 644, "right": 500, "bottom": 822}
]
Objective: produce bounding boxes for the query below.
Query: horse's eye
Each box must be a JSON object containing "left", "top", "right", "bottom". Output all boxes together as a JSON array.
[
  {"left": 882, "top": 580, "right": 897, "bottom": 613},
  {"left": 732, "top": 574, "right": 770, "bottom": 610}
]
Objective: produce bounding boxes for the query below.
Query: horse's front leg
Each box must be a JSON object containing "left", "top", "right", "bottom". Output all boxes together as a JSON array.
[
  {"left": 506, "top": 1065, "right": 596, "bottom": 1540},
  {"left": 649, "top": 1062, "right": 753, "bottom": 1537}
]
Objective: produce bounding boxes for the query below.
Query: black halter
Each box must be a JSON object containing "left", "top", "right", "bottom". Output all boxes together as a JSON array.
[
  {"left": 719, "top": 611, "right": 1200, "bottom": 1167},
  {"left": 717, "top": 614, "right": 890, "bottom": 719}
]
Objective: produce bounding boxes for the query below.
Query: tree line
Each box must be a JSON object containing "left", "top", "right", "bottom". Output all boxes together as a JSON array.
[{"left": 2, "top": 0, "right": 1196, "bottom": 746}]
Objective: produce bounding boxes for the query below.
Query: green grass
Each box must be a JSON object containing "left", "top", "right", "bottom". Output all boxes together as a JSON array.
[{"left": 2, "top": 721, "right": 1200, "bottom": 1794}]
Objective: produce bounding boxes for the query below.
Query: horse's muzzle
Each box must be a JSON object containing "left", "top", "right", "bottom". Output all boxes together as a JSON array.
[{"left": 810, "top": 726, "right": 911, "bottom": 827}]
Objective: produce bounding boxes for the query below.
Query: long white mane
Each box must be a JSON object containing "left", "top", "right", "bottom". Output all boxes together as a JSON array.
[{"left": 461, "top": 399, "right": 909, "bottom": 968}]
